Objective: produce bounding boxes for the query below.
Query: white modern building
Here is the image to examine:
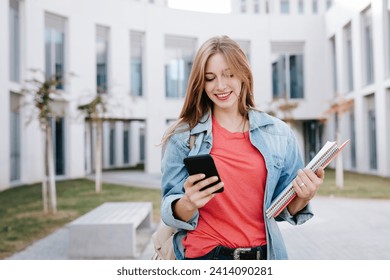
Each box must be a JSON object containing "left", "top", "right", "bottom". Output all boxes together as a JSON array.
[{"left": 1, "top": 0, "right": 389, "bottom": 191}]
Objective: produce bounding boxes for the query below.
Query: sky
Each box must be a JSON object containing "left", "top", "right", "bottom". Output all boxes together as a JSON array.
[{"left": 167, "top": 0, "right": 231, "bottom": 14}]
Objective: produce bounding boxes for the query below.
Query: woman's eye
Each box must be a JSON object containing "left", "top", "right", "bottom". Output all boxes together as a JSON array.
[{"left": 205, "top": 76, "right": 215, "bottom": 81}]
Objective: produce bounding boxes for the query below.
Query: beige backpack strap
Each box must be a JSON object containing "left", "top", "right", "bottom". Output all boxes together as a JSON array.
[{"left": 189, "top": 134, "right": 196, "bottom": 150}]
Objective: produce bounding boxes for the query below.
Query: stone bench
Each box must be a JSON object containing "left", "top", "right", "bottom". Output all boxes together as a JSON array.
[{"left": 67, "top": 202, "right": 152, "bottom": 259}]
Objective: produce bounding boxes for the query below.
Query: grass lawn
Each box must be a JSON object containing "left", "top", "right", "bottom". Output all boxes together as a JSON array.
[
  {"left": 0, "top": 169, "right": 389, "bottom": 259},
  {"left": 0, "top": 179, "right": 161, "bottom": 260},
  {"left": 318, "top": 169, "right": 390, "bottom": 199}
]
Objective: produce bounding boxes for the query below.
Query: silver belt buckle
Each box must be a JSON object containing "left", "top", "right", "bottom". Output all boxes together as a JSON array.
[{"left": 233, "top": 248, "right": 251, "bottom": 260}]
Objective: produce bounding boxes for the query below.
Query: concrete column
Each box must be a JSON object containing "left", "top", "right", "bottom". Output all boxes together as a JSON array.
[
  {"left": 144, "top": 8, "right": 166, "bottom": 175},
  {"left": 0, "top": 0, "right": 10, "bottom": 190}
]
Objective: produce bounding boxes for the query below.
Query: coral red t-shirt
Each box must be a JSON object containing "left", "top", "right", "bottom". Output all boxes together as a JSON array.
[{"left": 183, "top": 117, "right": 267, "bottom": 258}]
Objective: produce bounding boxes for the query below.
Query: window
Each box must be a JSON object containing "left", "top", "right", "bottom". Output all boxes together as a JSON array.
[
  {"left": 10, "top": 93, "right": 21, "bottom": 181},
  {"left": 326, "top": 0, "right": 333, "bottom": 10},
  {"left": 366, "top": 95, "right": 377, "bottom": 170},
  {"left": 253, "top": 0, "right": 260, "bottom": 13},
  {"left": 343, "top": 23, "right": 354, "bottom": 92},
  {"left": 330, "top": 36, "right": 338, "bottom": 94},
  {"left": 368, "top": 109, "right": 377, "bottom": 170},
  {"left": 165, "top": 35, "right": 196, "bottom": 98},
  {"left": 109, "top": 122, "right": 115, "bottom": 166},
  {"left": 387, "top": 90, "right": 390, "bottom": 169},
  {"left": 280, "top": 0, "right": 289, "bottom": 14},
  {"left": 130, "top": 31, "right": 144, "bottom": 97},
  {"left": 45, "top": 13, "right": 66, "bottom": 90},
  {"left": 298, "top": 0, "right": 304, "bottom": 14},
  {"left": 361, "top": 7, "right": 374, "bottom": 85},
  {"left": 312, "top": 0, "right": 318, "bottom": 14},
  {"left": 50, "top": 117, "right": 66, "bottom": 175},
  {"left": 9, "top": 0, "right": 20, "bottom": 82},
  {"left": 349, "top": 111, "right": 356, "bottom": 168},
  {"left": 240, "top": 0, "right": 246, "bottom": 13},
  {"left": 385, "top": 2, "right": 390, "bottom": 77},
  {"left": 271, "top": 43, "right": 304, "bottom": 99},
  {"left": 303, "top": 120, "right": 323, "bottom": 164},
  {"left": 123, "top": 122, "right": 130, "bottom": 164},
  {"left": 236, "top": 40, "right": 251, "bottom": 63},
  {"left": 139, "top": 126, "right": 145, "bottom": 162},
  {"left": 96, "top": 26, "right": 109, "bottom": 94}
]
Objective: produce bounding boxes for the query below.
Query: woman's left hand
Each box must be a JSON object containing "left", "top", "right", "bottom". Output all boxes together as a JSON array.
[{"left": 292, "top": 168, "right": 325, "bottom": 201}]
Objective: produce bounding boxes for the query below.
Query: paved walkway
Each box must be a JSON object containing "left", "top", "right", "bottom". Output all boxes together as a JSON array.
[{"left": 7, "top": 170, "right": 390, "bottom": 260}]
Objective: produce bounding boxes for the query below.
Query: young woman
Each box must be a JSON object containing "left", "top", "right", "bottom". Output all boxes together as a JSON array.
[{"left": 160, "top": 35, "right": 324, "bottom": 260}]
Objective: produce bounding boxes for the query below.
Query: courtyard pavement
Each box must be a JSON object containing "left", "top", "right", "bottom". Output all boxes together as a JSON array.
[{"left": 6, "top": 170, "right": 390, "bottom": 260}]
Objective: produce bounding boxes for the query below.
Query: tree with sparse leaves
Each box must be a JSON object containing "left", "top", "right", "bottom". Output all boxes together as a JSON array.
[
  {"left": 21, "top": 71, "right": 62, "bottom": 214},
  {"left": 78, "top": 95, "right": 107, "bottom": 193}
]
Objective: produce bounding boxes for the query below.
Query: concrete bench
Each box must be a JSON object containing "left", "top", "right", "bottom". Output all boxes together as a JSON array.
[{"left": 67, "top": 202, "right": 152, "bottom": 259}]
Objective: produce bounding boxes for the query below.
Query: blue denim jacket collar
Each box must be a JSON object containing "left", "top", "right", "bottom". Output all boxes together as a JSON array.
[{"left": 190, "top": 108, "right": 275, "bottom": 136}]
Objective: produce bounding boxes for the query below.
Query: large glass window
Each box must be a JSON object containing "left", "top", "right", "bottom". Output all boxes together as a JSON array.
[
  {"left": 109, "top": 122, "right": 115, "bottom": 166},
  {"left": 326, "top": 0, "right": 333, "bottom": 10},
  {"left": 361, "top": 7, "right": 374, "bottom": 85},
  {"left": 386, "top": 2, "right": 390, "bottom": 77},
  {"left": 139, "top": 126, "right": 145, "bottom": 162},
  {"left": 50, "top": 117, "right": 66, "bottom": 176},
  {"left": 298, "top": 0, "right": 304, "bottom": 14},
  {"left": 165, "top": 36, "right": 196, "bottom": 98},
  {"left": 303, "top": 120, "right": 323, "bottom": 164},
  {"left": 9, "top": 0, "right": 20, "bottom": 83},
  {"left": 280, "top": 0, "right": 289, "bottom": 14},
  {"left": 312, "top": 0, "right": 318, "bottom": 14},
  {"left": 271, "top": 44, "right": 304, "bottom": 99},
  {"left": 344, "top": 23, "right": 354, "bottom": 92},
  {"left": 253, "top": 0, "right": 260, "bottom": 13},
  {"left": 349, "top": 111, "right": 357, "bottom": 168},
  {"left": 236, "top": 40, "right": 251, "bottom": 63},
  {"left": 96, "top": 26, "right": 109, "bottom": 94},
  {"left": 45, "top": 13, "right": 66, "bottom": 90},
  {"left": 123, "top": 122, "right": 130, "bottom": 164},
  {"left": 130, "top": 31, "right": 144, "bottom": 97},
  {"left": 10, "top": 93, "right": 21, "bottom": 181},
  {"left": 240, "top": 0, "right": 247, "bottom": 13},
  {"left": 366, "top": 95, "right": 377, "bottom": 170}
]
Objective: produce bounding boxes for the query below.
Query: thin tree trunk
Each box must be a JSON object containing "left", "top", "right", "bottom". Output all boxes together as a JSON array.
[
  {"left": 46, "top": 121, "right": 57, "bottom": 213},
  {"left": 95, "top": 119, "right": 103, "bottom": 193},
  {"left": 89, "top": 120, "right": 94, "bottom": 173},
  {"left": 42, "top": 123, "right": 49, "bottom": 213}
]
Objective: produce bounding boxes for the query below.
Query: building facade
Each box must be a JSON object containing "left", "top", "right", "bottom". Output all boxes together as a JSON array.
[{"left": 1, "top": 0, "right": 389, "bottom": 191}]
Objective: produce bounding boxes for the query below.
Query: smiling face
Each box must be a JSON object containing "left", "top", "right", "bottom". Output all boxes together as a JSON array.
[{"left": 204, "top": 53, "right": 243, "bottom": 114}]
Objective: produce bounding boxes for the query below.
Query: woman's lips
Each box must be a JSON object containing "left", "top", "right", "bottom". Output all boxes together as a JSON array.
[{"left": 215, "top": 91, "right": 232, "bottom": 100}]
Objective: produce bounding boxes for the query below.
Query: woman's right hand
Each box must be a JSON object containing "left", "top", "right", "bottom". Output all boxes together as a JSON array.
[
  {"left": 173, "top": 174, "right": 224, "bottom": 222},
  {"left": 183, "top": 173, "right": 224, "bottom": 210}
]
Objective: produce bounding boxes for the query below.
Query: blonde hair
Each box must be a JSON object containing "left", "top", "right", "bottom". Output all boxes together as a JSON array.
[{"left": 163, "top": 35, "right": 255, "bottom": 143}]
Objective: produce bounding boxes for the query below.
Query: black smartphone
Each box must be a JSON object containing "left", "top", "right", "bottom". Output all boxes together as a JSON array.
[{"left": 183, "top": 154, "right": 224, "bottom": 193}]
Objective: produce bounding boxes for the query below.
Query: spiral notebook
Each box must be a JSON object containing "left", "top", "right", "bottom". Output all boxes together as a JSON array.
[{"left": 265, "top": 139, "right": 350, "bottom": 219}]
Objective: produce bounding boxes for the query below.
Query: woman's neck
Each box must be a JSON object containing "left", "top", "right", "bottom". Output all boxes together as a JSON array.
[{"left": 212, "top": 108, "right": 248, "bottom": 133}]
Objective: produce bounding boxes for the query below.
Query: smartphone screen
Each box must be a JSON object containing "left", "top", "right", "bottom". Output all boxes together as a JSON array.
[{"left": 183, "top": 154, "right": 224, "bottom": 193}]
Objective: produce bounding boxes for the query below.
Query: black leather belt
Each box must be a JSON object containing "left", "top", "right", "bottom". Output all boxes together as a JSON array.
[{"left": 216, "top": 245, "right": 267, "bottom": 260}]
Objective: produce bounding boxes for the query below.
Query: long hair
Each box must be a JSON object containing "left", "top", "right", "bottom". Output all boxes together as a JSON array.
[{"left": 163, "top": 35, "right": 255, "bottom": 143}]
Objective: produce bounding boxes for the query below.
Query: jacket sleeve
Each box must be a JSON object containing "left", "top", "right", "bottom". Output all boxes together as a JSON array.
[
  {"left": 160, "top": 133, "right": 199, "bottom": 230},
  {"left": 275, "top": 129, "right": 313, "bottom": 225}
]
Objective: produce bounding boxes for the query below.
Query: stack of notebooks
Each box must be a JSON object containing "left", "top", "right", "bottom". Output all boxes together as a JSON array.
[{"left": 265, "top": 139, "right": 350, "bottom": 219}]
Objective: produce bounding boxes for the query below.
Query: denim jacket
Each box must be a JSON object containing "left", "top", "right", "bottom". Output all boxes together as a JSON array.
[{"left": 161, "top": 109, "right": 313, "bottom": 260}]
